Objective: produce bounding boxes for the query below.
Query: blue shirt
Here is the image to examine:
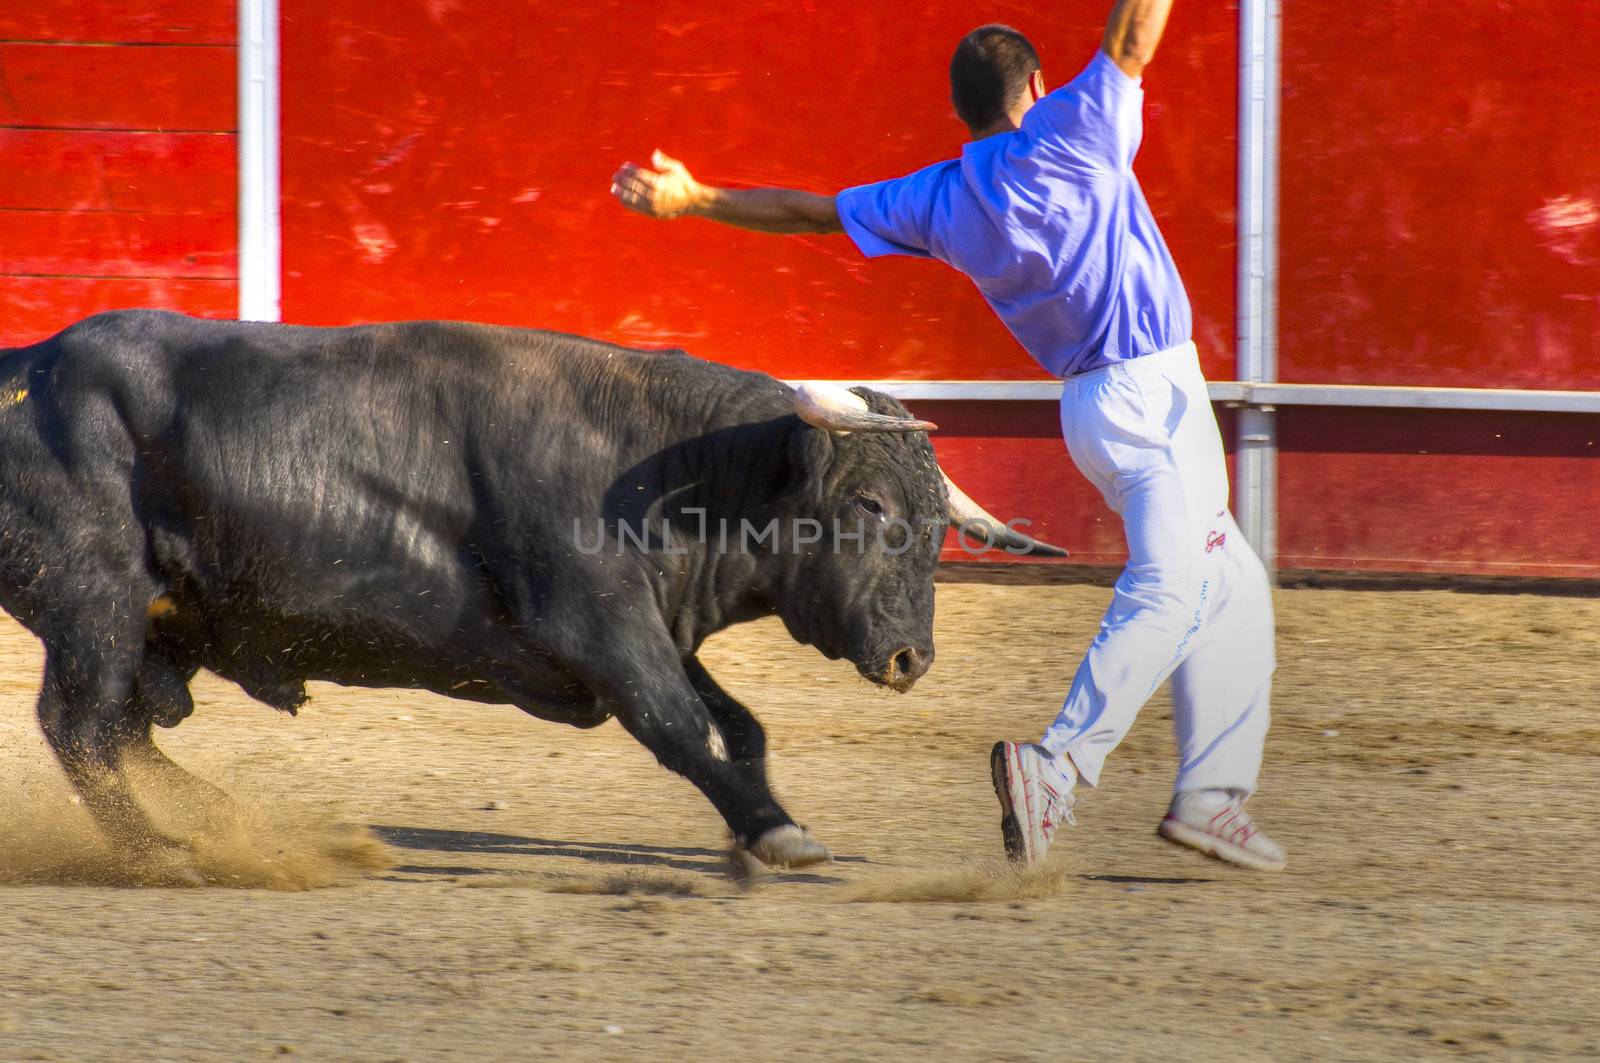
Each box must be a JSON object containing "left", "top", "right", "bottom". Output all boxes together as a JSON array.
[{"left": 835, "top": 50, "right": 1192, "bottom": 378}]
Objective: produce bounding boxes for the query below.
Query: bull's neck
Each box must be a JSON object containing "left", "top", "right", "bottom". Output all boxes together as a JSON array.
[{"left": 625, "top": 385, "right": 802, "bottom": 652}]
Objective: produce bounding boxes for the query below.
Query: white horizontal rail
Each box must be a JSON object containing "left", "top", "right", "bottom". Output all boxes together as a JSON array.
[
  {"left": 1229, "top": 382, "right": 1600, "bottom": 414},
  {"left": 797, "top": 381, "right": 1064, "bottom": 401},
  {"left": 789, "top": 380, "right": 1600, "bottom": 414}
]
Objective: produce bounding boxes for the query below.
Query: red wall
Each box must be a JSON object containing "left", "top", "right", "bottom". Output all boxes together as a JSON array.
[
  {"left": 276, "top": 1, "right": 1600, "bottom": 578},
  {"left": 1277, "top": 409, "right": 1600, "bottom": 578},
  {"left": 1278, "top": 1, "right": 1600, "bottom": 390},
  {"left": 279, "top": 1, "right": 1239, "bottom": 382},
  {"left": 0, "top": 2, "right": 238, "bottom": 345},
  {"left": 6, "top": 3, "right": 1595, "bottom": 577},
  {"left": 1274, "top": 1, "right": 1600, "bottom": 578}
]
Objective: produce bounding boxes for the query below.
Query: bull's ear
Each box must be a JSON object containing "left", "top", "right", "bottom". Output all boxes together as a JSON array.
[{"left": 785, "top": 424, "right": 835, "bottom": 502}]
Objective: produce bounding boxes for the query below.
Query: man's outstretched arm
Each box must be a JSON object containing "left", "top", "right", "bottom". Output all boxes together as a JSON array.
[
  {"left": 611, "top": 151, "right": 842, "bottom": 235},
  {"left": 1102, "top": 0, "right": 1175, "bottom": 78}
]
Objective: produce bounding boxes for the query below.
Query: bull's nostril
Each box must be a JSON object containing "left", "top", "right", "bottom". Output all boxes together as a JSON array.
[{"left": 893, "top": 648, "right": 917, "bottom": 678}]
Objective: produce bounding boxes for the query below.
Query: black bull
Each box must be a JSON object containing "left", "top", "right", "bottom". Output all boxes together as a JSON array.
[{"left": 0, "top": 311, "right": 1061, "bottom": 868}]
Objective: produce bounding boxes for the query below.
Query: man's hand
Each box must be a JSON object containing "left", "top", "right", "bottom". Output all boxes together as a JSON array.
[{"left": 611, "top": 150, "right": 705, "bottom": 219}]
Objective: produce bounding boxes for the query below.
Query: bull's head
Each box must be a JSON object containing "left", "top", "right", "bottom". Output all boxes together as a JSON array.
[{"left": 774, "top": 382, "right": 1065, "bottom": 693}]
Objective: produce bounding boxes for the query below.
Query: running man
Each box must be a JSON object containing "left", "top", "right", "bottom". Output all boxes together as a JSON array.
[{"left": 611, "top": 0, "right": 1285, "bottom": 871}]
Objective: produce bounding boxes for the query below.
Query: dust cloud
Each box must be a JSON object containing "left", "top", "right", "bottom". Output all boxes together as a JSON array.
[
  {"left": 0, "top": 762, "right": 394, "bottom": 890},
  {"left": 831, "top": 858, "right": 1073, "bottom": 903}
]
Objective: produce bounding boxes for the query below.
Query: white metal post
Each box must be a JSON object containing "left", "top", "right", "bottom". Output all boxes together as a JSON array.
[
  {"left": 1236, "top": 0, "right": 1282, "bottom": 573},
  {"left": 238, "top": 0, "right": 281, "bottom": 321}
]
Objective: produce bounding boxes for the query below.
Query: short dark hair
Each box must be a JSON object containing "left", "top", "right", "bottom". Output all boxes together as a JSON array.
[{"left": 949, "top": 24, "right": 1041, "bottom": 131}]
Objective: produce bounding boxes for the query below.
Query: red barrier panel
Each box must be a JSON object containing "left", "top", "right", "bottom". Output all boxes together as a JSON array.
[
  {"left": 1278, "top": 408, "right": 1600, "bottom": 578},
  {"left": 8, "top": 3, "right": 1591, "bottom": 578},
  {"left": 0, "top": 6, "right": 236, "bottom": 347},
  {"left": 1279, "top": 2, "right": 1600, "bottom": 390},
  {"left": 0, "top": 2, "right": 233, "bottom": 45},
  {"left": 0, "top": 130, "right": 235, "bottom": 214},
  {"left": 0, "top": 43, "right": 235, "bottom": 132},
  {"left": 0, "top": 210, "right": 235, "bottom": 279},
  {"left": 2, "top": 278, "right": 237, "bottom": 343},
  {"left": 1271, "top": 2, "right": 1600, "bottom": 577}
]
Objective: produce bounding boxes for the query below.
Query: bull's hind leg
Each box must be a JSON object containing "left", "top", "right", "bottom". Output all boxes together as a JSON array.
[
  {"left": 117, "top": 657, "right": 236, "bottom": 817},
  {"left": 36, "top": 633, "right": 186, "bottom": 856},
  {"left": 122, "top": 727, "right": 232, "bottom": 809}
]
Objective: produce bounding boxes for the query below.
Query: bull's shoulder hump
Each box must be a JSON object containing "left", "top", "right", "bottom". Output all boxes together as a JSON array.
[
  {"left": 48, "top": 314, "right": 497, "bottom": 374},
  {"left": 50, "top": 310, "right": 322, "bottom": 362},
  {"left": 27, "top": 313, "right": 790, "bottom": 410},
  {"left": 325, "top": 320, "right": 630, "bottom": 370}
]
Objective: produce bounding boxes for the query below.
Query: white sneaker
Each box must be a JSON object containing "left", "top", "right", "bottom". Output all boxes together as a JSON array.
[
  {"left": 990, "top": 741, "right": 1075, "bottom": 865},
  {"left": 1158, "top": 793, "right": 1287, "bottom": 871}
]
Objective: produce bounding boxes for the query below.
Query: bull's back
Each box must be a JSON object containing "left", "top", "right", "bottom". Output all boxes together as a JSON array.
[
  {"left": 125, "top": 316, "right": 604, "bottom": 605},
  {"left": 1, "top": 309, "right": 786, "bottom": 609}
]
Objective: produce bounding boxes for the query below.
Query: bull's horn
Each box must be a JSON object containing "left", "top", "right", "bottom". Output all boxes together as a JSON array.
[
  {"left": 793, "top": 381, "right": 937, "bottom": 434},
  {"left": 942, "top": 470, "right": 1069, "bottom": 558}
]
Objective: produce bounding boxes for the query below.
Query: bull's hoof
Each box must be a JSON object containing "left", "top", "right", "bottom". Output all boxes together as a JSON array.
[{"left": 748, "top": 825, "right": 831, "bottom": 869}]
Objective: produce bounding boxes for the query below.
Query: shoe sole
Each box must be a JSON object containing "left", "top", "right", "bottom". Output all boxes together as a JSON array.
[
  {"left": 989, "top": 742, "right": 1031, "bottom": 864},
  {"left": 1158, "top": 816, "right": 1286, "bottom": 872}
]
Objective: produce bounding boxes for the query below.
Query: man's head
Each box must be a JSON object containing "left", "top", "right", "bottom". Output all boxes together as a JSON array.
[{"left": 950, "top": 24, "right": 1045, "bottom": 139}]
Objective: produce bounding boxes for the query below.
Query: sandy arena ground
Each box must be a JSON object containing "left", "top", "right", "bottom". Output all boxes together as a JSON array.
[{"left": 0, "top": 582, "right": 1597, "bottom": 1061}]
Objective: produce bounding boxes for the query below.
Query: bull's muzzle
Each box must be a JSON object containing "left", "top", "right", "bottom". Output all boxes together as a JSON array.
[{"left": 875, "top": 645, "right": 932, "bottom": 693}]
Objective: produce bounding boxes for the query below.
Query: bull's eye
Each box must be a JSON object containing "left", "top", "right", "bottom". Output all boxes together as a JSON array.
[{"left": 851, "top": 494, "right": 885, "bottom": 518}]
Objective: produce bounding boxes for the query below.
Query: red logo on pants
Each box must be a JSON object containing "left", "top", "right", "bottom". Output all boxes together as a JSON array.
[{"left": 1205, "top": 530, "right": 1227, "bottom": 553}]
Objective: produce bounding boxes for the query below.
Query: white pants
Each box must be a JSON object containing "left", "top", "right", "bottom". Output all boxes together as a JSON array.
[{"left": 1041, "top": 342, "right": 1275, "bottom": 797}]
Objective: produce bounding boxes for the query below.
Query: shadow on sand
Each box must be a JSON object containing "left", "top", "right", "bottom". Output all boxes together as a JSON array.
[
  {"left": 370, "top": 825, "right": 857, "bottom": 885},
  {"left": 1083, "top": 873, "right": 1216, "bottom": 885}
]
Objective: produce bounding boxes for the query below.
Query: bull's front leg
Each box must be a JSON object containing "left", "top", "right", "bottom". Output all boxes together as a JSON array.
[
  {"left": 573, "top": 635, "right": 829, "bottom": 868},
  {"left": 683, "top": 655, "right": 773, "bottom": 796}
]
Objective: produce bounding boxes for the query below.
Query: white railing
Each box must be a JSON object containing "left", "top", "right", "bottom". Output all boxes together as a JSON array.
[
  {"left": 788, "top": 380, "right": 1600, "bottom": 415},
  {"left": 237, "top": 0, "right": 280, "bottom": 322}
]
